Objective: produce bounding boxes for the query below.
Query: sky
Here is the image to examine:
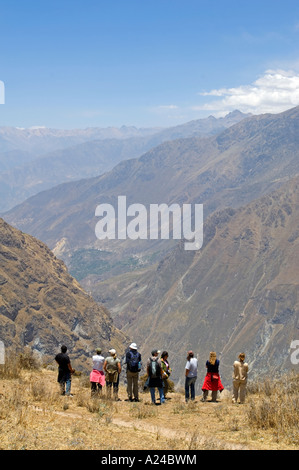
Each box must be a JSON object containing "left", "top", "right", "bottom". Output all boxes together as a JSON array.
[{"left": 1, "top": 0, "right": 299, "bottom": 129}]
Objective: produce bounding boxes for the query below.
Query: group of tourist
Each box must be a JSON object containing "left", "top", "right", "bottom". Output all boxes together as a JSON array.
[
  {"left": 184, "top": 350, "right": 249, "bottom": 404},
  {"left": 54, "top": 344, "right": 249, "bottom": 405}
]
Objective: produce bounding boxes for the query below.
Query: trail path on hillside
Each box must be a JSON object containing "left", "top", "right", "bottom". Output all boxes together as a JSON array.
[
  {"left": 1, "top": 370, "right": 293, "bottom": 450},
  {"left": 30, "top": 400, "right": 251, "bottom": 450}
]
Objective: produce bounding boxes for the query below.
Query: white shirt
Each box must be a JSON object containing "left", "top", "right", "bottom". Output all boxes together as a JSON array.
[
  {"left": 185, "top": 357, "right": 198, "bottom": 377},
  {"left": 92, "top": 354, "right": 105, "bottom": 371}
]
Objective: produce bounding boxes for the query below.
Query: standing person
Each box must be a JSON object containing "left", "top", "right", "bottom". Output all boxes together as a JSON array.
[
  {"left": 232, "top": 353, "right": 249, "bottom": 404},
  {"left": 160, "top": 351, "right": 172, "bottom": 399},
  {"left": 185, "top": 351, "right": 198, "bottom": 403},
  {"left": 104, "top": 349, "right": 122, "bottom": 401},
  {"left": 125, "top": 342, "right": 142, "bottom": 402},
  {"left": 147, "top": 350, "right": 165, "bottom": 405},
  {"left": 90, "top": 348, "right": 105, "bottom": 397},
  {"left": 55, "top": 345, "right": 75, "bottom": 397},
  {"left": 201, "top": 351, "right": 224, "bottom": 402}
]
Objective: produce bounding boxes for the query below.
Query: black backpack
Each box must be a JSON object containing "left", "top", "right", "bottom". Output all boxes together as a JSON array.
[
  {"left": 149, "top": 357, "right": 160, "bottom": 378},
  {"left": 128, "top": 350, "right": 141, "bottom": 372}
]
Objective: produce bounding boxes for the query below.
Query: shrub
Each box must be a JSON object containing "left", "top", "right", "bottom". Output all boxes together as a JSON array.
[
  {"left": 18, "top": 347, "right": 41, "bottom": 370},
  {"left": 247, "top": 372, "right": 299, "bottom": 444}
]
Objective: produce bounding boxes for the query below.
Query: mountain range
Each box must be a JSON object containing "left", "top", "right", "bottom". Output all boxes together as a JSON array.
[
  {"left": 4, "top": 107, "right": 298, "bottom": 259},
  {"left": 0, "top": 124, "right": 161, "bottom": 155},
  {"left": 0, "top": 111, "right": 249, "bottom": 212},
  {"left": 1, "top": 106, "right": 299, "bottom": 384}
]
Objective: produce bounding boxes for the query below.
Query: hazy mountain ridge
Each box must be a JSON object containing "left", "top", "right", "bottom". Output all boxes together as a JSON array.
[
  {"left": 0, "top": 111, "right": 249, "bottom": 212},
  {"left": 0, "top": 110, "right": 249, "bottom": 154},
  {"left": 0, "top": 125, "right": 161, "bottom": 154},
  {"left": 3, "top": 106, "right": 299, "bottom": 257}
]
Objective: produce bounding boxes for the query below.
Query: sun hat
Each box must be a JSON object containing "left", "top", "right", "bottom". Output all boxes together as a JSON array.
[{"left": 129, "top": 343, "right": 137, "bottom": 350}]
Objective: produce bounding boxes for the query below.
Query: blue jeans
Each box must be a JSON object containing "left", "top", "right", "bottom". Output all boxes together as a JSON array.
[
  {"left": 150, "top": 387, "right": 165, "bottom": 404},
  {"left": 185, "top": 376, "right": 197, "bottom": 401},
  {"left": 60, "top": 378, "right": 72, "bottom": 395},
  {"left": 65, "top": 378, "right": 72, "bottom": 395}
]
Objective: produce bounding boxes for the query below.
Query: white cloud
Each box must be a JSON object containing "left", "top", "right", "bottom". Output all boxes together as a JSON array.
[
  {"left": 156, "top": 105, "right": 179, "bottom": 110},
  {"left": 194, "top": 69, "right": 299, "bottom": 116},
  {"left": 149, "top": 104, "right": 186, "bottom": 122}
]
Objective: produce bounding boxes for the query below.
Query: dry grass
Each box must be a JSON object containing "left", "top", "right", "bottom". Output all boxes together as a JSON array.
[
  {"left": 246, "top": 372, "right": 299, "bottom": 445},
  {"left": 0, "top": 353, "right": 298, "bottom": 450}
]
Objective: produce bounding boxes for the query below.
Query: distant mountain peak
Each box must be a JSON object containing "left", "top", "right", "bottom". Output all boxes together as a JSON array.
[{"left": 225, "top": 109, "right": 244, "bottom": 116}]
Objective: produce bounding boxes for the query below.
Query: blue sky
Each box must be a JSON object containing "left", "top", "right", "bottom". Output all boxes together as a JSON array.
[{"left": 1, "top": 0, "right": 299, "bottom": 128}]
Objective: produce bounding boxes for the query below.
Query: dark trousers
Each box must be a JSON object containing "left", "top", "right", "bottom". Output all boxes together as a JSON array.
[
  {"left": 91, "top": 382, "right": 103, "bottom": 395},
  {"left": 106, "top": 374, "right": 119, "bottom": 399},
  {"left": 185, "top": 376, "right": 197, "bottom": 401}
]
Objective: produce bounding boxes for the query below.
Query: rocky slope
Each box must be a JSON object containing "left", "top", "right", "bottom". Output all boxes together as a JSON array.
[
  {"left": 91, "top": 176, "right": 299, "bottom": 385},
  {"left": 0, "top": 218, "right": 128, "bottom": 370}
]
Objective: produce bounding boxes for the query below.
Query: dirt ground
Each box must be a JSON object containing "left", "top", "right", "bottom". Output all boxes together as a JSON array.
[{"left": 0, "top": 369, "right": 297, "bottom": 451}]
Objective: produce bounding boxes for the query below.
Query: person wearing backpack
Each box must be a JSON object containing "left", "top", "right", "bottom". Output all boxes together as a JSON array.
[
  {"left": 146, "top": 349, "right": 165, "bottom": 405},
  {"left": 125, "top": 342, "right": 142, "bottom": 402}
]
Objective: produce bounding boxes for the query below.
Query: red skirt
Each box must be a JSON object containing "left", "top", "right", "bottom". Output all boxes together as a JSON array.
[{"left": 202, "top": 372, "right": 224, "bottom": 392}]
